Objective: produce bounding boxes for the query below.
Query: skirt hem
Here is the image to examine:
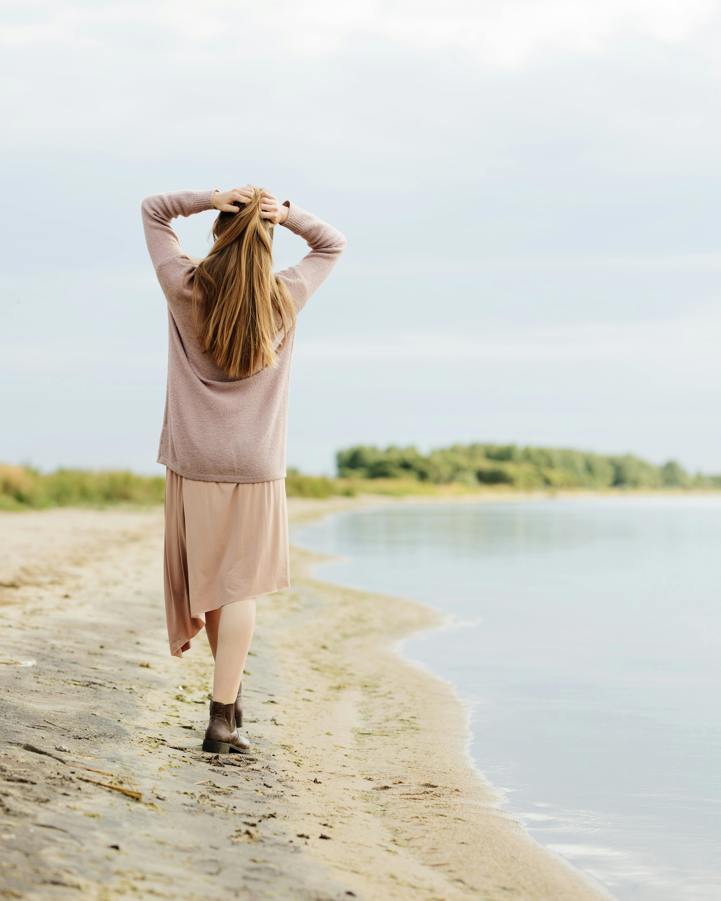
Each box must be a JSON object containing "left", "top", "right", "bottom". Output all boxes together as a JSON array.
[
  {"left": 190, "top": 578, "right": 290, "bottom": 618},
  {"left": 169, "top": 579, "right": 290, "bottom": 658}
]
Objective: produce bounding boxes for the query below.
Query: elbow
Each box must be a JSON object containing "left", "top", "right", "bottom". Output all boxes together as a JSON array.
[
  {"left": 335, "top": 230, "right": 348, "bottom": 253},
  {"left": 140, "top": 194, "right": 158, "bottom": 216}
]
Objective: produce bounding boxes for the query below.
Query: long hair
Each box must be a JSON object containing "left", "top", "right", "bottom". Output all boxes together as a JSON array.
[{"left": 191, "top": 187, "right": 296, "bottom": 379}]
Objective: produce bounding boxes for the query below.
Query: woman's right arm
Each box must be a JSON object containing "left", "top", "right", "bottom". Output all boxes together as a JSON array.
[{"left": 275, "top": 201, "right": 347, "bottom": 313}]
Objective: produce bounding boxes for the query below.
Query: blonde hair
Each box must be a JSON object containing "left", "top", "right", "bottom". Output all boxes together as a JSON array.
[{"left": 191, "top": 187, "right": 296, "bottom": 379}]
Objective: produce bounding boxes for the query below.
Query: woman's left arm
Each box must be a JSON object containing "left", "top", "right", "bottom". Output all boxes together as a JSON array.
[{"left": 140, "top": 189, "right": 219, "bottom": 274}]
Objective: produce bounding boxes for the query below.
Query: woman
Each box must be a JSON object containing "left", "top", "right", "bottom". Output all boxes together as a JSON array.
[{"left": 140, "top": 184, "right": 347, "bottom": 754}]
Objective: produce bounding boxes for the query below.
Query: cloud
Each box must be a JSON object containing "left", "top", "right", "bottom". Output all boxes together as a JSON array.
[{"left": 2, "top": 1, "right": 717, "bottom": 67}]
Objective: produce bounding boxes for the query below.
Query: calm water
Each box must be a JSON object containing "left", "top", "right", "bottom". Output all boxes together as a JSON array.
[{"left": 291, "top": 497, "right": 721, "bottom": 900}]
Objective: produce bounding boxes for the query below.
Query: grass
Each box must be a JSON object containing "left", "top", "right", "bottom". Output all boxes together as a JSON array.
[
  {"left": 1, "top": 462, "right": 717, "bottom": 512},
  {"left": 0, "top": 464, "right": 165, "bottom": 511}
]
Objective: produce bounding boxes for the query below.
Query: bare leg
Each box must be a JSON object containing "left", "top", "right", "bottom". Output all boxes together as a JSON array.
[
  {"left": 211, "top": 598, "right": 256, "bottom": 704},
  {"left": 205, "top": 608, "right": 220, "bottom": 659}
]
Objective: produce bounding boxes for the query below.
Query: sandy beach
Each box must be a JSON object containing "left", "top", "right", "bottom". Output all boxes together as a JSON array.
[{"left": 0, "top": 496, "right": 607, "bottom": 900}]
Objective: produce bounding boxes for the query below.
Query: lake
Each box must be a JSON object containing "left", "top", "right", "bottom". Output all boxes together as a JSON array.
[{"left": 291, "top": 496, "right": 721, "bottom": 900}]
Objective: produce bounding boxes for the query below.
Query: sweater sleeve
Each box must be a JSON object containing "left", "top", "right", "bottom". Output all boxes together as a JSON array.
[
  {"left": 275, "top": 201, "right": 347, "bottom": 313},
  {"left": 140, "top": 189, "right": 217, "bottom": 274}
]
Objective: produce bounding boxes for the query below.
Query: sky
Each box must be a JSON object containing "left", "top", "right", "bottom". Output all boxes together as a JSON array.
[{"left": 2, "top": 0, "right": 720, "bottom": 476}]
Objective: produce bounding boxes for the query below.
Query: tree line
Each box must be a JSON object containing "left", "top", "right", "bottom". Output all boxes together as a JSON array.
[{"left": 336, "top": 443, "right": 721, "bottom": 490}]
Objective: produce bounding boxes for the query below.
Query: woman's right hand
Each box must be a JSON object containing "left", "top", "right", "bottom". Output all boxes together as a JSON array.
[
  {"left": 258, "top": 190, "right": 289, "bottom": 225},
  {"left": 211, "top": 185, "right": 257, "bottom": 212}
]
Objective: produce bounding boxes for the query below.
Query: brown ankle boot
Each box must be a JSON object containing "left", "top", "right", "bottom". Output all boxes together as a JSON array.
[
  {"left": 235, "top": 682, "right": 243, "bottom": 728},
  {"left": 202, "top": 700, "right": 251, "bottom": 754}
]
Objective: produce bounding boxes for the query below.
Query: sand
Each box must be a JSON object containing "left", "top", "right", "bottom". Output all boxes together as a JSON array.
[{"left": 0, "top": 497, "right": 609, "bottom": 900}]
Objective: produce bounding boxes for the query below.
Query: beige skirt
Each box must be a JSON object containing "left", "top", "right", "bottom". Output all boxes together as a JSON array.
[{"left": 163, "top": 467, "right": 290, "bottom": 657}]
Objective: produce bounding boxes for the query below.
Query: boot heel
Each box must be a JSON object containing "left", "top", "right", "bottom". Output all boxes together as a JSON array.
[
  {"left": 202, "top": 738, "right": 230, "bottom": 754},
  {"left": 203, "top": 699, "right": 251, "bottom": 754}
]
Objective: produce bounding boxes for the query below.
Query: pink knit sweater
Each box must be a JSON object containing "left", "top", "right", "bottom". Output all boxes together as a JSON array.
[{"left": 141, "top": 189, "right": 347, "bottom": 482}]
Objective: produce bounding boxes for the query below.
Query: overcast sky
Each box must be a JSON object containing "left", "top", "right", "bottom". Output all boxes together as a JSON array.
[{"left": 2, "top": 0, "right": 720, "bottom": 476}]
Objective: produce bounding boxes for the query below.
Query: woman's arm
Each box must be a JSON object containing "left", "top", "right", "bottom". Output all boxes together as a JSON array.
[
  {"left": 275, "top": 201, "right": 348, "bottom": 313},
  {"left": 140, "top": 189, "right": 219, "bottom": 274}
]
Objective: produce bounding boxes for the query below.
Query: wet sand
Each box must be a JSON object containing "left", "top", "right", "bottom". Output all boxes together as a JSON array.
[{"left": 0, "top": 498, "right": 608, "bottom": 899}]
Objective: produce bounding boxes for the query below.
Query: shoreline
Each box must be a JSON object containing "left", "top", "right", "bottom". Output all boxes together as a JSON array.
[
  {"left": 287, "top": 495, "right": 611, "bottom": 899},
  {"left": 0, "top": 497, "right": 609, "bottom": 899}
]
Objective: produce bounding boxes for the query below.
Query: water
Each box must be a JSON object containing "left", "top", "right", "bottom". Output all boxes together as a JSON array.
[{"left": 291, "top": 496, "right": 721, "bottom": 900}]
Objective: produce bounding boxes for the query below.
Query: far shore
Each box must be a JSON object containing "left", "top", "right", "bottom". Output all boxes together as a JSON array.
[
  {"left": 3, "top": 480, "right": 720, "bottom": 517},
  {"left": 2, "top": 453, "right": 720, "bottom": 513}
]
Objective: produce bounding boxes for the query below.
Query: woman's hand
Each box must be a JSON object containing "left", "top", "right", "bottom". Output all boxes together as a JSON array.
[
  {"left": 211, "top": 185, "right": 289, "bottom": 224},
  {"left": 211, "top": 185, "right": 257, "bottom": 212},
  {"left": 258, "top": 190, "right": 289, "bottom": 225}
]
